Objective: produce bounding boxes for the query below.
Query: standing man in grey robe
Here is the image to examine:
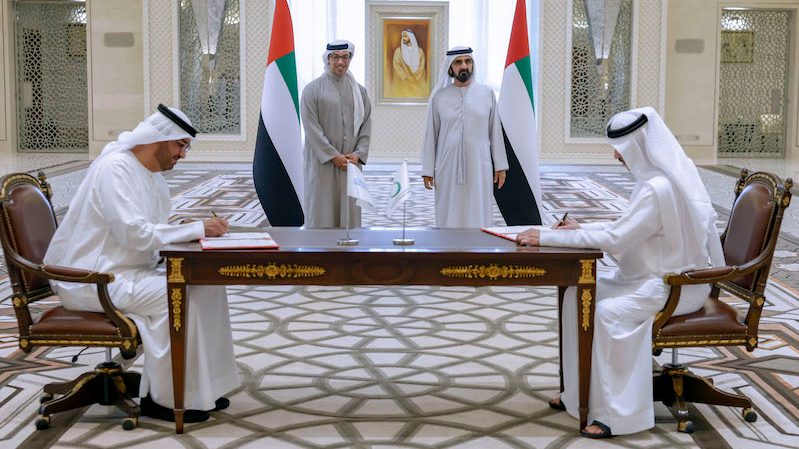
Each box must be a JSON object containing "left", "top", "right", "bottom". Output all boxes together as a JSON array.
[
  {"left": 301, "top": 40, "right": 372, "bottom": 228},
  {"left": 421, "top": 46, "right": 508, "bottom": 228}
]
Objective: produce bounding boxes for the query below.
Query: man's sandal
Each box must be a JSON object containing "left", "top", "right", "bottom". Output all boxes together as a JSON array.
[
  {"left": 580, "top": 420, "right": 613, "bottom": 439},
  {"left": 548, "top": 398, "right": 567, "bottom": 411}
]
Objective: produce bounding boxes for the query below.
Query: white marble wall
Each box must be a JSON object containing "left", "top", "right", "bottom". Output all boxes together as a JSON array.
[
  {"left": 2, "top": 0, "right": 796, "bottom": 167},
  {"left": 0, "top": 0, "right": 10, "bottom": 151},
  {"left": 88, "top": 0, "right": 145, "bottom": 156},
  {"left": 144, "top": 0, "right": 268, "bottom": 161},
  {"left": 665, "top": 0, "right": 799, "bottom": 164},
  {"left": 538, "top": 0, "right": 665, "bottom": 164}
]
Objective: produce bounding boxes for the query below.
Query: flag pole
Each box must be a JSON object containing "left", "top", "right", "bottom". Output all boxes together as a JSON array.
[
  {"left": 339, "top": 161, "right": 359, "bottom": 246},
  {"left": 393, "top": 159, "right": 414, "bottom": 246}
]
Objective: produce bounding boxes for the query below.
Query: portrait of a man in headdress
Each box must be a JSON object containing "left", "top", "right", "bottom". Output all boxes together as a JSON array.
[{"left": 383, "top": 20, "right": 431, "bottom": 100}]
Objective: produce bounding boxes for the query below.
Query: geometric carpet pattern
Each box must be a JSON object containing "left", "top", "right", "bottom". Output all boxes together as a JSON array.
[{"left": 0, "top": 163, "right": 798, "bottom": 448}]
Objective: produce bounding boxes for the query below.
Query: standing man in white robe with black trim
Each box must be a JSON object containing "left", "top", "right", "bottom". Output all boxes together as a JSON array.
[
  {"left": 301, "top": 40, "right": 372, "bottom": 228},
  {"left": 44, "top": 105, "right": 241, "bottom": 423},
  {"left": 517, "top": 107, "right": 725, "bottom": 438},
  {"left": 421, "top": 46, "right": 508, "bottom": 228}
]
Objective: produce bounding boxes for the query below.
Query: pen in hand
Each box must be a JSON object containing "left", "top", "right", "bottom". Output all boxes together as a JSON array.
[
  {"left": 557, "top": 212, "right": 569, "bottom": 227},
  {"left": 209, "top": 210, "right": 229, "bottom": 236}
]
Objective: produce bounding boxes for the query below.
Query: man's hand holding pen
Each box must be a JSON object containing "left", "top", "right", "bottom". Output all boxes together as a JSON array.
[
  {"left": 203, "top": 210, "right": 229, "bottom": 237},
  {"left": 552, "top": 212, "right": 579, "bottom": 230},
  {"left": 518, "top": 212, "right": 581, "bottom": 246}
]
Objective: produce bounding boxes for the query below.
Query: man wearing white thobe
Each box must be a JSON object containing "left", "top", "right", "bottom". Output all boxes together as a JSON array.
[
  {"left": 517, "top": 107, "right": 725, "bottom": 438},
  {"left": 302, "top": 40, "right": 372, "bottom": 228},
  {"left": 44, "top": 105, "right": 241, "bottom": 423},
  {"left": 421, "top": 46, "right": 508, "bottom": 228}
]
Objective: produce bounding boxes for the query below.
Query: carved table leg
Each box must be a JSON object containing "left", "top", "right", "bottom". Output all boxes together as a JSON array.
[
  {"left": 167, "top": 258, "right": 188, "bottom": 434},
  {"left": 576, "top": 259, "right": 596, "bottom": 431}
]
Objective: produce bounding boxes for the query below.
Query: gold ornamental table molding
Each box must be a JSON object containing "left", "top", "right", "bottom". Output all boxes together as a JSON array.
[
  {"left": 439, "top": 264, "right": 546, "bottom": 280},
  {"left": 218, "top": 263, "right": 326, "bottom": 279}
]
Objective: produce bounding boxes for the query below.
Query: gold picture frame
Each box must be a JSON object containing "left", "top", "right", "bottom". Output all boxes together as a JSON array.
[
  {"left": 721, "top": 31, "right": 754, "bottom": 64},
  {"left": 367, "top": 1, "right": 448, "bottom": 105}
]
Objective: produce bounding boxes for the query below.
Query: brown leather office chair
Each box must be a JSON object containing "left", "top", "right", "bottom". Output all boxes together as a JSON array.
[
  {"left": 0, "top": 172, "right": 141, "bottom": 430},
  {"left": 652, "top": 169, "right": 792, "bottom": 433}
]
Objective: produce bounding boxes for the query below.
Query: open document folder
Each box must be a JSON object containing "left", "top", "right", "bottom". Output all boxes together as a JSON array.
[
  {"left": 200, "top": 232, "right": 279, "bottom": 250},
  {"left": 481, "top": 225, "right": 546, "bottom": 243}
]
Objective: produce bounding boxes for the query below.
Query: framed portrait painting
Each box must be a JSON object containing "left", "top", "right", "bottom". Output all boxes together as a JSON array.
[{"left": 367, "top": 1, "right": 448, "bottom": 105}]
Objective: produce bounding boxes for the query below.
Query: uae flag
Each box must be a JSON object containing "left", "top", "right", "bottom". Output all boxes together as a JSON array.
[
  {"left": 253, "top": 0, "right": 304, "bottom": 226},
  {"left": 494, "top": 0, "right": 542, "bottom": 225}
]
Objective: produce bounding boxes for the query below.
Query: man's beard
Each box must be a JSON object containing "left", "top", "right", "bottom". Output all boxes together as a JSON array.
[{"left": 449, "top": 68, "right": 472, "bottom": 83}]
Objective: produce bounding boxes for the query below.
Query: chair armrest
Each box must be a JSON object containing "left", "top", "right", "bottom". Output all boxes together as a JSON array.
[
  {"left": 664, "top": 266, "right": 736, "bottom": 285},
  {"left": 665, "top": 247, "right": 773, "bottom": 287},
  {"left": 6, "top": 250, "right": 134, "bottom": 339},
  {"left": 42, "top": 265, "right": 115, "bottom": 284}
]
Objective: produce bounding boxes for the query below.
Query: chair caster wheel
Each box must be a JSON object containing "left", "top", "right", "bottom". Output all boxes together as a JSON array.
[
  {"left": 39, "top": 393, "right": 53, "bottom": 404},
  {"left": 743, "top": 408, "right": 757, "bottom": 422},
  {"left": 677, "top": 420, "right": 694, "bottom": 433},
  {"left": 35, "top": 415, "right": 51, "bottom": 430},
  {"left": 122, "top": 417, "right": 138, "bottom": 430}
]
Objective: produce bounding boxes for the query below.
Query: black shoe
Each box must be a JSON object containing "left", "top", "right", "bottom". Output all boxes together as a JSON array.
[
  {"left": 140, "top": 395, "right": 210, "bottom": 423},
  {"left": 548, "top": 397, "right": 567, "bottom": 411},
  {"left": 213, "top": 397, "right": 230, "bottom": 411},
  {"left": 580, "top": 420, "right": 613, "bottom": 439}
]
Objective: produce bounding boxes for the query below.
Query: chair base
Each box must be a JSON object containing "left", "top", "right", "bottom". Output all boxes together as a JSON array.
[
  {"left": 36, "top": 361, "right": 141, "bottom": 431},
  {"left": 653, "top": 363, "right": 757, "bottom": 433}
]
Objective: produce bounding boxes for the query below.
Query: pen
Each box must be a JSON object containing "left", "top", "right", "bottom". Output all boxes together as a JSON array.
[
  {"left": 211, "top": 210, "right": 218, "bottom": 218},
  {"left": 558, "top": 212, "right": 569, "bottom": 226}
]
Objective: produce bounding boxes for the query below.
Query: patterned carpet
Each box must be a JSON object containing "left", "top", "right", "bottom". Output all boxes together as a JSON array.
[{"left": 1, "top": 163, "right": 799, "bottom": 448}]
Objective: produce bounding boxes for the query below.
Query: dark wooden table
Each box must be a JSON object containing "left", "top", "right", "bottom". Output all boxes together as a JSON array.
[{"left": 161, "top": 228, "right": 602, "bottom": 433}]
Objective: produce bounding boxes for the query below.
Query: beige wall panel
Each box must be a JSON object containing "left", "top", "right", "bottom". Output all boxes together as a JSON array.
[
  {"left": 89, "top": 0, "right": 144, "bottom": 153},
  {"left": 146, "top": 0, "right": 267, "bottom": 161},
  {"left": 539, "top": 0, "right": 665, "bottom": 163},
  {"left": 664, "top": 0, "right": 718, "bottom": 162},
  {"left": 0, "top": 0, "right": 8, "bottom": 146},
  {"left": 666, "top": 0, "right": 799, "bottom": 163}
]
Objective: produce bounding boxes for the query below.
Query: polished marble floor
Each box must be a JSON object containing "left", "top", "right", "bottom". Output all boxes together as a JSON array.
[{"left": 1, "top": 153, "right": 799, "bottom": 449}]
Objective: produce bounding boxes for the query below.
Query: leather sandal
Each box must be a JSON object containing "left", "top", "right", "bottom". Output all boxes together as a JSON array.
[
  {"left": 580, "top": 420, "right": 613, "bottom": 439},
  {"left": 548, "top": 397, "right": 567, "bottom": 411}
]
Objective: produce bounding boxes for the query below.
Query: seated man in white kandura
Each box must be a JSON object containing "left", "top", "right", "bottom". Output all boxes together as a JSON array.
[
  {"left": 517, "top": 107, "right": 725, "bottom": 438},
  {"left": 44, "top": 105, "right": 241, "bottom": 423}
]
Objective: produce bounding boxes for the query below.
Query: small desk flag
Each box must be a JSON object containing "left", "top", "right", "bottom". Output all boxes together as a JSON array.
[
  {"left": 386, "top": 160, "right": 411, "bottom": 218},
  {"left": 347, "top": 163, "right": 376, "bottom": 212}
]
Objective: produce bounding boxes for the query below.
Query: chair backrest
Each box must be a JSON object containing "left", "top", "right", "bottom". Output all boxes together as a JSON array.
[
  {"left": 0, "top": 173, "right": 58, "bottom": 298},
  {"left": 720, "top": 170, "right": 792, "bottom": 295}
]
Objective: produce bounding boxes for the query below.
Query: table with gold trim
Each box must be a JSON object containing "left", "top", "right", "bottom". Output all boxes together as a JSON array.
[{"left": 161, "top": 228, "right": 602, "bottom": 434}]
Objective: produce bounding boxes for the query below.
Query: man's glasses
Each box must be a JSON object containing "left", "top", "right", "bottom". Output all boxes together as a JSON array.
[
  {"left": 176, "top": 139, "right": 191, "bottom": 153},
  {"left": 329, "top": 53, "right": 351, "bottom": 62}
]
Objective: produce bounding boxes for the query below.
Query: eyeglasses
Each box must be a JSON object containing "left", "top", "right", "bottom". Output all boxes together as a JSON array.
[
  {"left": 329, "top": 53, "right": 351, "bottom": 62},
  {"left": 176, "top": 139, "right": 191, "bottom": 153}
]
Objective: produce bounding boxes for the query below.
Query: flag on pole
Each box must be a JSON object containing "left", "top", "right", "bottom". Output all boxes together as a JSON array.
[
  {"left": 347, "top": 163, "right": 377, "bottom": 213},
  {"left": 253, "top": 0, "right": 304, "bottom": 226},
  {"left": 386, "top": 160, "right": 411, "bottom": 218},
  {"left": 494, "top": 0, "right": 542, "bottom": 225}
]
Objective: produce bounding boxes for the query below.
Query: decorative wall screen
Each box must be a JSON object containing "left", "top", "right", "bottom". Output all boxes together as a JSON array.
[
  {"left": 570, "top": 0, "right": 632, "bottom": 138},
  {"left": 179, "top": 0, "right": 241, "bottom": 135},
  {"left": 15, "top": 1, "right": 88, "bottom": 153},
  {"left": 718, "top": 9, "right": 790, "bottom": 158}
]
